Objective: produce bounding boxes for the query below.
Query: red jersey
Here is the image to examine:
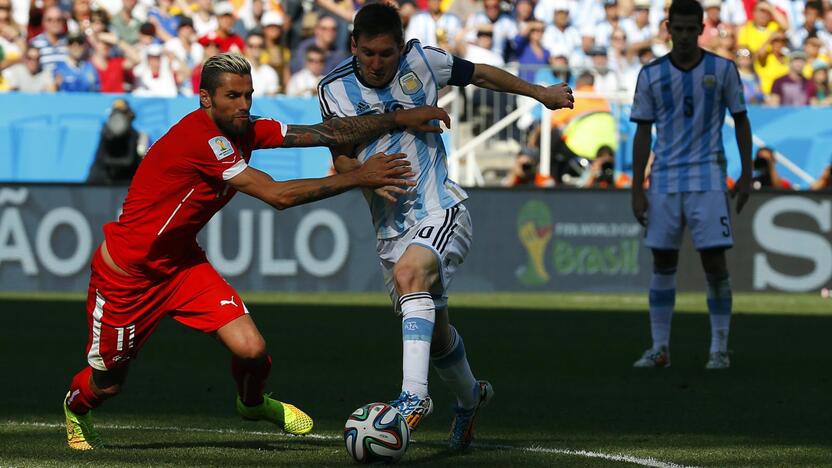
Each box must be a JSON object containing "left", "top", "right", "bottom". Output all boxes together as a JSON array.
[{"left": 103, "top": 109, "right": 286, "bottom": 279}]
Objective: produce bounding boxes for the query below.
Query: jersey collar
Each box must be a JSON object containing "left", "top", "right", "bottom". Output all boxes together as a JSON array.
[{"left": 669, "top": 48, "right": 705, "bottom": 72}]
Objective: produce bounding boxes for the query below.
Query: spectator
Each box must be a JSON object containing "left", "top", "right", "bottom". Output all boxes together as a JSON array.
[
  {"left": 623, "top": 45, "right": 654, "bottom": 97},
  {"left": 54, "top": 33, "right": 100, "bottom": 92},
  {"left": 502, "top": 146, "right": 554, "bottom": 188},
  {"left": 699, "top": 0, "right": 723, "bottom": 50},
  {"left": 164, "top": 16, "right": 203, "bottom": 71},
  {"left": 146, "top": 0, "right": 180, "bottom": 42},
  {"left": 132, "top": 43, "right": 178, "bottom": 96},
  {"left": 593, "top": 0, "right": 635, "bottom": 50},
  {"left": 514, "top": 20, "right": 548, "bottom": 83},
  {"left": 627, "top": 0, "right": 654, "bottom": 46},
  {"left": 737, "top": 1, "right": 787, "bottom": 55},
  {"left": 769, "top": 50, "right": 816, "bottom": 106},
  {"left": 736, "top": 48, "right": 764, "bottom": 104},
  {"left": 198, "top": 2, "right": 244, "bottom": 53},
  {"left": 86, "top": 98, "right": 149, "bottom": 184},
  {"left": 810, "top": 60, "right": 831, "bottom": 106},
  {"left": 290, "top": 15, "right": 347, "bottom": 74},
  {"left": 137, "top": 22, "right": 160, "bottom": 46},
  {"left": 67, "top": 0, "right": 92, "bottom": 36},
  {"left": 820, "top": 10, "right": 832, "bottom": 55},
  {"left": 189, "top": 35, "right": 220, "bottom": 93},
  {"left": 540, "top": 1, "right": 581, "bottom": 66},
  {"left": 802, "top": 36, "right": 829, "bottom": 79},
  {"left": 464, "top": 0, "right": 518, "bottom": 61},
  {"left": 110, "top": 0, "right": 141, "bottom": 45},
  {"left": 29, "top": 5, "right": 67, "bottom": 71},
  {"left": 88, "top": 9, "right": 111, "bottom": 36},
  {"left": 192, "top": 0, "right": 218, "bottom": 38},
  {"left": 608, "top": 28, "right": 636, "bottom": 82},
  {"left": 460, "top": 26, "right": 504, "bottom": 66},
  {"left": 285, "top": 44, "right": 325, "bottom": 96},
  {"left": 0, "top": 0, "right": 24, "bottom": 60},
  {"left": 752, "top": 147, "right": 792, "bottom": 190},
  {"left": 405, "top": 0, "right": 463, "bottom": 51},
  {"left": 790, "top": 1, "right": 822, "bottom": 49},
  {"left": 260, "top": 11, "right": 290, "bottom": 87},
  {"left": 711, "top": 24, "right": 738, "bottom": 60},
  {"left": 243, "top": 31, "right": 278, "bottom": 95},
  {"left": 754, "top": 30, "right": 788, "bottom": 95},
  {"left": 2, "top": 44, "right": 55, "bottom": 91},
  {"left": 588, "top": 45, "right": 621, "bottom": 95},
  {"left": 811, "top": 163, "right": 831, "bottom": 190},
  {"left": 233, "top": 0, "right": 267, "bottom": 37},
  {"left": 89, "top": 31, "right": 138, "bottom": 93}
]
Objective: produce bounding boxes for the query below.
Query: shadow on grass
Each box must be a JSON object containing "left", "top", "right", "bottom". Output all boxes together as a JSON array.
[{"left": 2, "top": 299, "right": 831, "bottom": 452}]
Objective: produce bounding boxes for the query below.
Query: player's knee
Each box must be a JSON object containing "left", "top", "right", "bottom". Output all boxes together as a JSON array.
[
  {"left": 393, "top": 263, "right": 429, "bottom": 292},
  {"left": 652, "top": 249, "right": 679, "bottom": 272},
  {"left": 700, "top": 249, "right": 727, "bottom": 276}
]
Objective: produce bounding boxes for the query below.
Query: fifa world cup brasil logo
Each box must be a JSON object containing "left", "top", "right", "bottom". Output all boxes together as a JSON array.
[{"left": 516, "top": 200, "right": 553, "bottom": 286}]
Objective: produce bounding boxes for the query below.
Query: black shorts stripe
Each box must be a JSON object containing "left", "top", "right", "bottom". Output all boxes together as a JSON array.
[
  {"left": 430, "top": 208, "right": 452, "bottom": 249},
  {"left": 438, "top": 222, "right": 458, "bottom": 254},
  {"left": 433, "top": 206, "right": 459, "bottom": 251}
]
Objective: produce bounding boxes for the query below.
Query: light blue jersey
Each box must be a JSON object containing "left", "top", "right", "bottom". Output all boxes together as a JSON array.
[
  {"left": 630, "top": 51, "right": 747, "bottom": 193},
  {"left": 319, "top": 39, "right": 468, "bottom": 239}
]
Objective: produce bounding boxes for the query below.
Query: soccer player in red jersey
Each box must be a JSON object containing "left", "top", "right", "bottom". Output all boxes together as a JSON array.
[{"left": 62, "top": 52, "right": 451, "bottom": 450}]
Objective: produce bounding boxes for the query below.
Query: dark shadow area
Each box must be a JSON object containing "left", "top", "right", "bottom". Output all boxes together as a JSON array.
[{"left": 3, "top": 299, "right": 831, "bottom": 452}]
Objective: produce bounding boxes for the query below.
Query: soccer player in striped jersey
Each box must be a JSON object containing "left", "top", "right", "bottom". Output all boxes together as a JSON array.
[
  {"left": 630, "top": 0, "right": 752, "bottom": 370},
  {"left": 61, "top": 52, "right": 450, "bottom": 451},
  {"left": 318, "top": 3, "right": 573, "bottom": 450}
]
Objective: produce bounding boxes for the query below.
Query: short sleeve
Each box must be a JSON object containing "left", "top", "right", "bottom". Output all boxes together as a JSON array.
[
  {"left": 196, "top": 134, "right": 248, "bottom": 181},
  {"left": 319, "top": 82, "right": 337, "bottom": 120},
  {"left": 630, "top": 67, "right": 655, "bottom": 123},
  {"left": 249, "top": 116, "right": 286, "bottom": 149},
  {"left": 423, "top": 45, "right": 454, "bottom": 88},
  {"left": 722, "top": 61, "right": 747, "bottom": 116}
]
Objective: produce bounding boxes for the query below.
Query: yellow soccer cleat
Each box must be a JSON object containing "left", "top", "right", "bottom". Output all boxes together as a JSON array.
[
  {"left": 236, "top": 394, "right": 314, "bottom": 435},
  {"left": 63, "top": 391, "right": 102, "bottom": 450}
]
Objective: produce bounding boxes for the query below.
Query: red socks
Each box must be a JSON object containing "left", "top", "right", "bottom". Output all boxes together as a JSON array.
[
  {"left": 231, "top": 354, "right": 272, "bottom": 406},
  {"left": 66, "top": 367, "right": 104, "bottom": 414}
]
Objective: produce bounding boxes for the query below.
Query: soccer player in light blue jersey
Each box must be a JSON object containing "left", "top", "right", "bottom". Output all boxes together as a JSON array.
[
  {"left": 318, "top": 3, "right": 574, "bottom": 450},
  {"left": 630, "top": 0, "right": 752, "bottom": 370}
]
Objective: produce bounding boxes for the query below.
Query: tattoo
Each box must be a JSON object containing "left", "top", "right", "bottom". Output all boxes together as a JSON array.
[{"left": 283, "top": 113, "right": 398, "bottom": 148}]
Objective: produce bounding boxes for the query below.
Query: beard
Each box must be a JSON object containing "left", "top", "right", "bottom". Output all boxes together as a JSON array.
[{"left": 216, "top": 116, "right": 250, "bottom": 138}]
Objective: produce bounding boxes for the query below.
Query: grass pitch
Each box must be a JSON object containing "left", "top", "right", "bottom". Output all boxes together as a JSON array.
[{"left": 1, "top": 293, "right": 830, "bottom": 467}]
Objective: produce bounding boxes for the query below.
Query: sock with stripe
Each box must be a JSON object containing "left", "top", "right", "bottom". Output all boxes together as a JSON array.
[
  {"left": 232, "top": 354, "right": 272, "bottom": 406},
  {"left": 706, "top": 273, "right": 732, "bottom": 353},
  {"left": 66, "top": 367, "right": 104, "bottom": 415},
  {"left": 431, "top": 325, "right": 478, "bottom": 410},
  {"left": 400, "top": 292, "right": 435, "bottom": 398},
  {"left": 649, "top": 268, "right": 676, "bottom": 350}
]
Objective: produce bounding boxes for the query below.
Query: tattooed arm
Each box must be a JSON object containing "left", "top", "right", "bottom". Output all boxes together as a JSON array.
[
  {"left": 282, "top": 105, "right": 451, "bottom": 148},
  {"left": 227, "top": 153, "right": 415, "bottom": 210}
]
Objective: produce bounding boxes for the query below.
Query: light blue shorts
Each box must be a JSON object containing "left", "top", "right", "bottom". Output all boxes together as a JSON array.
[{"left": 645, "top": 191, "right": 733, "bottom": 251}]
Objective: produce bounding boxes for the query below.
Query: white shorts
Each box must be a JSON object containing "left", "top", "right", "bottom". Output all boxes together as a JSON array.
[
  {"left": 377, "top": 204, "right": 472, "bottom": 312},
  {"left": 645, "top": 191, "right": 733, "bottom": 251}
]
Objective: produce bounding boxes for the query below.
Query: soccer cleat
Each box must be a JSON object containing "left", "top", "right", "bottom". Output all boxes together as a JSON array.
[
  {"left": 236, "top": 394, "right": 314, "bottom": 435},
  {"left": 63, "top": 391, "right": 102, "bottom": 450},
  {"left": 633, "top": 346, "right": 671, "bottom": 368},
  {"left": 449, "top": 380, "right": 494, "bottom": 451},
  {"left": 705, "top": 351, "right": 731, "bottom": 369},
  {"left": 389, "top": 391, "right": 433, "bottom": 431}
]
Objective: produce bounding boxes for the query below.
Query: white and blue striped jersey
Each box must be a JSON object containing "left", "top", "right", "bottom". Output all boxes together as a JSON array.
[
  {"left": 406, "top": 11, "right": 463, "bottom": 48},
  {"left": 630, "top": 51, "right": 747, "bottom": 193},
  {"left": 319, "top": 39, "right": 469, "bottom": 239}
]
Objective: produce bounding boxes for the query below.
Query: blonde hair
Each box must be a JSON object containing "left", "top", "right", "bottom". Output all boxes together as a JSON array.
[{"left": 200, "top": 52, "right": 252, "bottom": 94}]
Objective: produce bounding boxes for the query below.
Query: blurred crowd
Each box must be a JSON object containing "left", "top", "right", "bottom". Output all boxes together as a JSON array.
[{"left": 0, "top": 0, "right": 830, "bottom": 103}]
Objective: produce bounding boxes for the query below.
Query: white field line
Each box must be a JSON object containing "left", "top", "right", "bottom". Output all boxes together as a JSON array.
[{"left": 5, "top": 421, "right": 696, "bottom": 468}]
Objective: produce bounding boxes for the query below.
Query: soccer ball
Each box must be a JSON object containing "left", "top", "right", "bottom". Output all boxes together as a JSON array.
[{"left": 344, "top": 402, "right": 410, "bottom": 464}]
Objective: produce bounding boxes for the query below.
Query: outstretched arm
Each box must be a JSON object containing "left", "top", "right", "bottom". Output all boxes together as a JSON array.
[
  {"left": 228, "top": 153, "right": 415, "bottom": 210},
  {"left": 470, "top": 63, "right": 574, "bottom": 110},
  {"left": 282, "top": 106, "right": 451, "bottom": 148}
]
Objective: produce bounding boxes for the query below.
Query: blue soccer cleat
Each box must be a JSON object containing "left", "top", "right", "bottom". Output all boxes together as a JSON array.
[
  {"left": 449, "top": 380, "right": 494, "bottom": 451},
  {"left": 389, "top": 391, "right": 433, "bottom": 431}
]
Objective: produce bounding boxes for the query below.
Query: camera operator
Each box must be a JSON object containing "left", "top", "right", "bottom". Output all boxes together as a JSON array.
[
  {"left": 752, "top": 147, "right": 792, "bottom": 190},
  {"left": 86, "top": 99, "right": 149, "bottom": 184},
  {"left": 502, "top": 146, "right": 555, "bottom": 188}
]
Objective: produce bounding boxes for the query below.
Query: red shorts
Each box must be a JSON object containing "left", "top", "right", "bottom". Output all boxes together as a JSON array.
[{"left": 84, "top": 247, "right": 247, "bottom": 371}]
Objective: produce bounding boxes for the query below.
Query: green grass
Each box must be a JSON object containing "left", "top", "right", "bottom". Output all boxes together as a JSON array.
[{"left": 1, "top": 294, "right": 831, "bottom": 466}]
